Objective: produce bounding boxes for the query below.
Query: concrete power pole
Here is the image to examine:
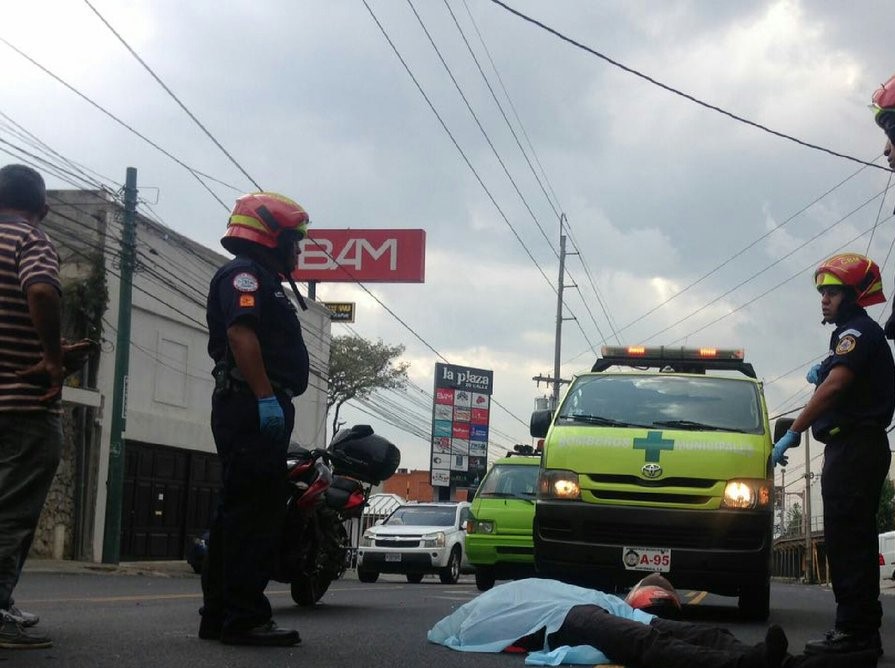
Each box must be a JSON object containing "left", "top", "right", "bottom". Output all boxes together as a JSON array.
[
  {"left": 803, "top": 431, "right": 814, "bottom": 583},
  {"left": 552, "top": 232, "right": 567, "bottom": 409},
  {"left": 102, "top": 167, "right": 137, "bottom": 564}
]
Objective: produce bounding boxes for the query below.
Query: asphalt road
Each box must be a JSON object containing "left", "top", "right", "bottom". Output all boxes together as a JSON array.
[{"left": 4, "top": 562, "right": 895, "bottom": 667}]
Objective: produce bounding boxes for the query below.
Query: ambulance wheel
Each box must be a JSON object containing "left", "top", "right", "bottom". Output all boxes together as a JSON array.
[
  {"left": 474, "top": 567, "right": 495, "bottom": 591},
  {"left": 738, "top": 580, "right": 770, "bottom": 621}
]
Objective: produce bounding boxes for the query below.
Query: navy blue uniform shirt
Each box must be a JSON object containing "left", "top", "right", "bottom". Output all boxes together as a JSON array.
[
  {"left": 813, "top": 305, "right": 895, "bottom": 441},
  {"left": 206, "top": 256, "right": 310, "bottom": 396}
]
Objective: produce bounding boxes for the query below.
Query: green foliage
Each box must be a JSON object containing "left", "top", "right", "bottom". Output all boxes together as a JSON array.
[
  {"left": 327, "top": 334, "right": 409, "bottom": 433},
  {"left": 61, "top": 253, "right": 108, "bottom": 342},
  {"left": 879, "top": 477, "right": 894, "bottom": 533},
  {"left": 785, "top": 502, "right": 803, "bottom": 537}
]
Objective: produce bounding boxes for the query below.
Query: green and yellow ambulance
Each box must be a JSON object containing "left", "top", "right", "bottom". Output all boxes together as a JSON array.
[
  {"left": 465, "top": 446, "right": 540, "bottom": 591},
  {"left": 531, "top": 346, "right": 777, "bottom": 620}
]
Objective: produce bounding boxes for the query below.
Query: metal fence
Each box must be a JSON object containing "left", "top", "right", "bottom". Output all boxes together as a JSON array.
[{"left": 344, "top": 493, "right": 405, "bottom": 568}]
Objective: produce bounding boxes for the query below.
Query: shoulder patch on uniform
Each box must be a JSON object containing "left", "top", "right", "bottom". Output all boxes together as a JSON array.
[
  {"left": 835, "top": 335, "right": 857, "bottom": 355},
  {"left": 838, "top": 328, "right": 862, "bottom": 339},
  {"left": 239, "top": 294, "right": 255, "bottom": 307},
  {"left": 232, "top": 272, "right": 259, "bottom": 292}
]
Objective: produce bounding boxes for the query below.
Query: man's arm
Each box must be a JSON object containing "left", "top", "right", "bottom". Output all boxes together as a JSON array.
[
  {"left": 25, "top": 282, "right": 64, "bottom": 401},
  {"left": 790, "top": 364, "right": 854, "bottom": 433},
  {"left": 226, "top": 321, "right": 274, "bottom": 398}
]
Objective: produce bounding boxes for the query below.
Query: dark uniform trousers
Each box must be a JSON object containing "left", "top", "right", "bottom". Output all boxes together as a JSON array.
[
  {"left": 548, "top": 605, "right": 768, "bottom": 668},
  {"left": 201, "top": 389, "right": 295, "bottom": 632},
  {"left": 821, "top": 425, "right": 891, "bottom": 635}
]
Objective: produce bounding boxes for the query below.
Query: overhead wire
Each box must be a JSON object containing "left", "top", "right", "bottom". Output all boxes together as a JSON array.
[
  {"left": 82, "top": 0, "right": 261, "bottom": 191},
  {"left": 486, "top": 0, "right": 892, "bottom": 172},
  {"left": 0, "top": 36, "right": 237, "bottom": 208}
]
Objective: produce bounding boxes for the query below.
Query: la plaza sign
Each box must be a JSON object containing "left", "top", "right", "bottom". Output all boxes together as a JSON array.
[{"left": 291, "top": 229, "right": 426, "bottom": 283}]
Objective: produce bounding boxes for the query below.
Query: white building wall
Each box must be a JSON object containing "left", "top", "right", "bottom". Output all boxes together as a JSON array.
[{"left": 62, "top": 192, "right": 332, "bottom": 562}]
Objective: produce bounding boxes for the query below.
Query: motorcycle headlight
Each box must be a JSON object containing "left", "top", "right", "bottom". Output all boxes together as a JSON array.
[
  {"left": 721, "top": 479, "right": 772, "bottom": 510},
  {"left": 360, "top": 529, "right": 375, "bottom": 547},
  {"left": 422, "top": 531, "right": 445, "bottom": 548},
  {"left": 539, "top": 469, "right": 580, "bottom": 500}
]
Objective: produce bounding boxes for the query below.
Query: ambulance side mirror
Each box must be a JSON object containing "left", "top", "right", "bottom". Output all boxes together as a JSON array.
[
  {"left": 773, "top": 417, "right": 801, "bottom": 447},
  {"left": 530, "top": 409, "right": 553, "bottom": 438}
]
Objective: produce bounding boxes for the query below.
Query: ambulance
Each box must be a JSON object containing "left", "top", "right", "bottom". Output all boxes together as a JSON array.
[{"left": 531, "top": 346, "right": 779, "bottom": 620}]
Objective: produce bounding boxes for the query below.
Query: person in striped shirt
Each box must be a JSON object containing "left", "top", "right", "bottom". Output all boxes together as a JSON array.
[{"left": 0, "top": 164, "right": 62, "bottom": 650}]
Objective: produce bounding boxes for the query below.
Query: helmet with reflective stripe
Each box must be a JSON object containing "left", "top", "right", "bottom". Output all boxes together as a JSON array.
[
  {"left": 625, "top": 573, "right": 681, "bottom": 617},
  {"left": 222, "top": 192, "right": 309, "bottom": 252},
  {"left": 814, "top": 252, "right": 886, "bottom": 307},
  {"left": 872, "top": 73, "right": 895, "bottom": 144}
]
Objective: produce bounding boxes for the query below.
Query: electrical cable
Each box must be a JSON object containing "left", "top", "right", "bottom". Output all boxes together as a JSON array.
[
  {"left": 82, "top": 0, "right": 261, "bottom": 191},
  {"left": 486, "top": 0, "right": 892, "bottom": 172}
]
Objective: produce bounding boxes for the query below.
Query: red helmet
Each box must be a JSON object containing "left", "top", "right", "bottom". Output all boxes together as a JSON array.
[
  {"left": 814, "top": 253, "right": 886, "bottom": 308},
  {"left": 625, "top": 574, "right": 681, "bottom": 616},
  {"left": 872, "top": 73, "right": 895, "bottom": 144},
  {"left": 222, "top": 192, "right": 309, "bottom": 252}
]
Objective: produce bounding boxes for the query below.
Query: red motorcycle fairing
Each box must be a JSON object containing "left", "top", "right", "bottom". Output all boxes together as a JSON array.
[
  {"left": 325, "top": 476, "right": 366, "bottom": 516},
  {"left": 294, "top": 460, "right": 333, "bottom": 510}
]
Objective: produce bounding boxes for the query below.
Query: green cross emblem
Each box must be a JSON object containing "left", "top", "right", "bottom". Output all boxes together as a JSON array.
[{"left": 633, "top": 431, "right": 674, "bottom": 462}]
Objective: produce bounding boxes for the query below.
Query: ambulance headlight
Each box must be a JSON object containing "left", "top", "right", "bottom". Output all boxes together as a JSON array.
[
  {"left": 539, "top": 469, "right": 580, "bottom": 500},
  {"left": 721, "top": 479, "right": 772, "bottom": 509}
]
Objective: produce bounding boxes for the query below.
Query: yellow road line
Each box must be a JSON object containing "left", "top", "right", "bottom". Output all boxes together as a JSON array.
[{"left": 688, "top": 591, "right": 708, "bottom": 605}]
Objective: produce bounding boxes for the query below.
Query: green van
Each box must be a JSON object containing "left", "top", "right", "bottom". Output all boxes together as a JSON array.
[{"left": 464, "top": 447, "right": 540, "bottom": 591}]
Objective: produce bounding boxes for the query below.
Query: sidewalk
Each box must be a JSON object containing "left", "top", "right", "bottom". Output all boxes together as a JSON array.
[{"left": 24, "top": 558, "right": 196, "bottom": 578}]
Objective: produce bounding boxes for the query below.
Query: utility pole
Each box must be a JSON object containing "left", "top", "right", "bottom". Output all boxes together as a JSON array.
[
  {"left": 102, "top": 167, "right": 137, "bottom": 564},
  {"left": 803, "top": 431, "right": 814, "bottom": 583},
  {"left": 552, "top": 233, "right": 566, "bottom": 408}
]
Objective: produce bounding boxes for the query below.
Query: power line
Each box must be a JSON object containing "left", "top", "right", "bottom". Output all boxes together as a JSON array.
[
  {"left": 0, "top": 36, "right": 236, "bottom": 208},
  {"left": 82, "top": 0, "right": 261, "bottom": 191},
  {"left": 487, "top": 0, "right": 891, "bottom": 173}
]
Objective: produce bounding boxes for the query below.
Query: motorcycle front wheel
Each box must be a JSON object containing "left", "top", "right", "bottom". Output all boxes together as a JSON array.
[{"left": 291, "top": 575, "right": 332, "bottom": 607}]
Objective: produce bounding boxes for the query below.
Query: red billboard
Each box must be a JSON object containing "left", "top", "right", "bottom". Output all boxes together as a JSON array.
[{"left": 292, "top": 229, "right": 426, "bottom": 283}]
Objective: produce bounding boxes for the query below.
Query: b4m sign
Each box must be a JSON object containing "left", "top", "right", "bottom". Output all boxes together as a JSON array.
[{"left": 292, "top": 229, "right": 426, "bottom": 283}]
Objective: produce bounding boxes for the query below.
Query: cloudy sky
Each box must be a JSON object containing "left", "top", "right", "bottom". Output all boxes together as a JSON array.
[{"left": 3, "top": 0, "right": 894, "bottom": 473}]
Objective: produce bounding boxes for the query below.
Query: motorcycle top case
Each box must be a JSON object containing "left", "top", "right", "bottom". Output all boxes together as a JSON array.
[{"left": 329, "top": 425, "right": 401, "bottom": 484}]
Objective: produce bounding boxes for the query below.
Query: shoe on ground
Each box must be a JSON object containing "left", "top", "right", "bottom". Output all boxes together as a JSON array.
[
  {"left": 0, "top": 613, "right": 52, "bottom": 649},
  {"left": 198, "top": 615, "right": 222, "bottom": 641},
  {"left": 785, "top": 649, "right": 880, "bottom": 668},
  {"left": 7, "top": 605, "right": 38, "bottom": 627},
  {"left": 804, "top": 629, "right": 882, "bottom": 656},
  {"left": 220, "top": 621, "right": 300, "bottom": 647}
]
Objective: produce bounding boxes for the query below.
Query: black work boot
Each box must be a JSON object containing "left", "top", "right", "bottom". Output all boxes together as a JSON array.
[
  {"left": 220, "top": 620, "right": 301, "bottom": 647},
  {"left": 804, "top": 629, "right": 882, "bottom": 656},
  {"left": 785, "top": 648, "right": 879, "bottom": 668}
]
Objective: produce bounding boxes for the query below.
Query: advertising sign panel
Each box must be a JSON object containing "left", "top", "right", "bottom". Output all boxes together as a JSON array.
[
  {"left": 321, "top": 302, "right": 356, "bottom": 323},
  {"left": 292, "top": 229, "right": 426, "bottom": 283},
  {"left": 430, "top": 363, "right": 493, "bottom": 488}
]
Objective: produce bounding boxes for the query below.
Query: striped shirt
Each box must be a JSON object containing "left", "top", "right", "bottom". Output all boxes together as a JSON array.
[{"left": 0, "top": 214, "right": 61, "bottom": 413}]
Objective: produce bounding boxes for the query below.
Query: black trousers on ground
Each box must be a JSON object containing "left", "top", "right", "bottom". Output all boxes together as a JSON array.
[
  {"left": 547, "top": 605, "right": 766, "bottom": 668},
  {"left": 821, "top": 426, "right": 891, "bottom": 636},
  {"left": 201, "top": 390, "right": 294, "bottom": 633}
]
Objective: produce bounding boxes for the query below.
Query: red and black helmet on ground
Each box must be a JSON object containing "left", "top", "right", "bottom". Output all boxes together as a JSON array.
[
  {"left": 872, "top": 73, "right": 895, "bottom": 144},
  {"left": 625, "top": 573, "right": 682, "bottom": 617},
  {"left": 221, "top": 192, "right": 309, "bottom": 254},
  {"left": 814, "top": 253, "right": 886, "bottom": 308}
]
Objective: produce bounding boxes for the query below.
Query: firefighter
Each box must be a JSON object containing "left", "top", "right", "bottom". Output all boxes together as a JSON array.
[
  {"left": 199, "top": 192, "right": 310, "bottom": 646},
  {"left": 772, "top": 253, "right": 893, "bottom": 656}
]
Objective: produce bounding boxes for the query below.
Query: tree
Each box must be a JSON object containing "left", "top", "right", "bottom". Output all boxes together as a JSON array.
[
  {"left": 327, "top": 334, "right": 409, "bottom": 435},
  {"left": 878, "top": 477, "right": 894, "bottom": 533},
  {"left": 785, "top": 502, "right": 803, "bottom": 537}
]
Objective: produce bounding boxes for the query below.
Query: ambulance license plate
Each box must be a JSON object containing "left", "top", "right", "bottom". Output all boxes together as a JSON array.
[
  {"left": 622, "top": 546, "right": 671, "bottom": 572},
  {"left": 385, "top": 553, "right": 402, "bottom": 562}
]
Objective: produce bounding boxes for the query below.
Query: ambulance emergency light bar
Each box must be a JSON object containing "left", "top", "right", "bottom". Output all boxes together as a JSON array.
[{"left": 592, "top": 346, "right": 755, "bottom": 378}]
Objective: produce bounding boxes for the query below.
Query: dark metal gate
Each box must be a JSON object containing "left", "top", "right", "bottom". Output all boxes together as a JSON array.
[{"left": 120, "top": 441, "right": 220, "bottom": 560}]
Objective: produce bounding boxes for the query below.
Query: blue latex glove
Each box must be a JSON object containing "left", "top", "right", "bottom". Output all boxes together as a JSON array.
[
  {"left": 257, "top": 396, "right": 285, "bottom": 440},
  {"left": 806, "top": 364, "right": 822, "bottom": 386},
  {"left": 772, "top": 429, "right": 800, "bottom": 467}
]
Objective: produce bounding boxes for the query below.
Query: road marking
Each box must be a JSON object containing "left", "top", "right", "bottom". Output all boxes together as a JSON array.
[{"left": 687, "top": 591, "right": 708, "bottom": 605}]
